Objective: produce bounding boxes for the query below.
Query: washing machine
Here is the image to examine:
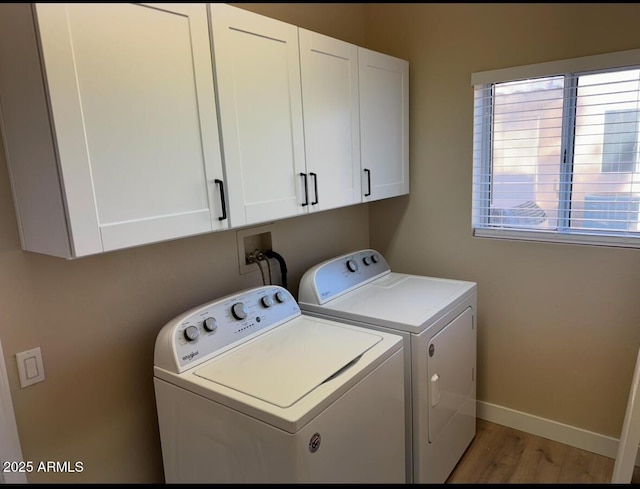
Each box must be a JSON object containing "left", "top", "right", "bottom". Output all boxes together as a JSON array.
[
  {"left": 298, "top": 249, "right": 477, "bottom": 484},
  {"left": 153, "top": 284, "right": 405, "bottom": 483}
]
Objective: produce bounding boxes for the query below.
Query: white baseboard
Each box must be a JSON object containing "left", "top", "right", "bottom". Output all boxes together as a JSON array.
[{"left": 477, "top": 400, "right": 640, "bottom": 466}]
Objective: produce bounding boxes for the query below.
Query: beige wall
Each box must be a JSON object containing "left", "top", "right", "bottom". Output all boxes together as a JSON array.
[
  {"left": 0, "top": 4, "right": 367, "bottom": 483},
  {"left": 232, "top": 3, "right": 365, "bottom": 45},
  {"left": 366, "top": 3, "right": 640, "bottom": 438},
  {"left": 7, "top": 2, "right": 640, "bottom": 483}
]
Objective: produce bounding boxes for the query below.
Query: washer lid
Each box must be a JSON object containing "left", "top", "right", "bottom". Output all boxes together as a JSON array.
[{"left": 194, "top": 317, "right": 383, "bottom": 408}]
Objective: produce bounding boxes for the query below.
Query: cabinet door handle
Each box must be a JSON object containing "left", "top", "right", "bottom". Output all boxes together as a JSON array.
[
  {"left": 364, "top": 169, "right": 371, "bottom": 197},
  {"left": 300, "top": 172, "right": 309, "bottom": 206},
  {"left": 214, "top": 179, "right": 227, "bottom": 221},
  {"left": 310, "top": 172, "right": 319, "bottom": 205}
]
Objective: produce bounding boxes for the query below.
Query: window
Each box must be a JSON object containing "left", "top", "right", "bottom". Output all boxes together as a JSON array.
[{"left": 472, "top": 49, "right": 640, "bottom": 248}]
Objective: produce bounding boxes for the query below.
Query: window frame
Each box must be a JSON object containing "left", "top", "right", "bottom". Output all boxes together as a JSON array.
[{"left": 471, "top": 48, "right": 640, "bottom": 249}]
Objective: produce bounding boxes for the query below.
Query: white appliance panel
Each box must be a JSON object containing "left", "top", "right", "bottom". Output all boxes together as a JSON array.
[
  {"left": 297, "top": 249, "right": 478, "bottom": 484},
  {"left": 155, "top": 316, "right": 402, "bottom": 434},
  {"left": 154, "top": 285, "right": 406, "bottom": 483},
  {"left": 312, "top": 273, "right": 475, "bottom": 333},
  {"left": 426, "top": 307, "right": 475, "bottom": 443},
  {"left": 194, "top": 319, "right": 382, "bottom": 408},
  {"left": 155, "top": 346, "right": 405, "bottom": 483},
  {"left": 303, "top": 249, "right": 390, "bottom": 304},
  {"left": 155, "top": 347, "right": 405, "bottom": 483}
]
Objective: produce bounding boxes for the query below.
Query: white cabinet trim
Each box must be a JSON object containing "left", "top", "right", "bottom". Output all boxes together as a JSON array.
[{"left": 0, "top": 340, "right": 26, "bottom": 484}]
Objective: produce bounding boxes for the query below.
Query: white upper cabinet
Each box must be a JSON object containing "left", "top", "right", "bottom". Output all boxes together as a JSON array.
[
  {"left": 0, "top": 3, "right": 410, "bottom": 259},
  {"left": 0, "top": 3, "right": 227, "bottom": 258},
  {"left": 209, "top": 3, "right": 307, "bottom": 227},
  {"left": 299, "top": 29, "right": 362, "bottom": 212},
  {"left": 359, "top": 48, "right": 410, "bottom": 201}
]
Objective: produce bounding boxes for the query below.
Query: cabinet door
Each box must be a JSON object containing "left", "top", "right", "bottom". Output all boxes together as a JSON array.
[
  {"left": 34, "top": 3, "right": 226, "bottom": 256},
  {"left": 359, "top": 48, "right": 409, "bottom": 201},
  {"left": 299, "top": 29, "right": 361, "bottom": 212},
  {"left": 209, "top": 4, "right": 306, "bottom": 227}
]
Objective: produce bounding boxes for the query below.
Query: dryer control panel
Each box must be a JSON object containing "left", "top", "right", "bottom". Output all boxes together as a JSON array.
[
  {"left": 154, "top": 286, "right": 300, "bottom": 373},
  {"left": 298, "top": 249, "right": 391, "bottom": 305}
]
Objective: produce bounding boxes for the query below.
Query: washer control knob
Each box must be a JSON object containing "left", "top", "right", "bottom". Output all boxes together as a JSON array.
[
  {"left": 275, "top": 291, "right": 287, "bottom": 303},
  {"left": 203, "top": 317, "right": 218, "bottom": 332},
  {"left": 231, "top": 302, "right": 248, "bottom": 320},
  {"left": 371, "top": 253, "right": 380, "bottom": 264},
  {"left": 363, "top": 256, "right": 371, "bottom": 266},
  {"left": 346, "top": 259, "right": 359, "bottom": 273},
  {"left": 261, "top": 295, "right": 274, "bottom": 308},
  {"left": 184, "top": 325, "right": 200, "bottom": 342}
]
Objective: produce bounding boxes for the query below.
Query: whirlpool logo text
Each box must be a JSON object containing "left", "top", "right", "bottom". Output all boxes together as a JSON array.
[{"left": 182, "top": 351, "right": 199, "bottom": 362}]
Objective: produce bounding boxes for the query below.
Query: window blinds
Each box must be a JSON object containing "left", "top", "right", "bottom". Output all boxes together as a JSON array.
[{"left": 472, "top": 49, "right": 640, "bottom": 247}]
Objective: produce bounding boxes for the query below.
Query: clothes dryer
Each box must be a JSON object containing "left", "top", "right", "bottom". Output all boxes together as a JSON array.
[
  {"left": 298, "top": 249, "right": 477, "bottom": 483},
  {"left": 154, "top": 285, "right": 405, "bottom": 483}
]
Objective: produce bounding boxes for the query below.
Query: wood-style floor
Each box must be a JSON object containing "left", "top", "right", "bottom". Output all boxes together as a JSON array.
[{"left": 446, "top": 419, "right": 640, "bottom": 484}]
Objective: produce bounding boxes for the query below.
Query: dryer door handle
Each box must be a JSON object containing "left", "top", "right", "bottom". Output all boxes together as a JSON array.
[{"left": 430, "top": 373, "right": 440, "bottom": 407}]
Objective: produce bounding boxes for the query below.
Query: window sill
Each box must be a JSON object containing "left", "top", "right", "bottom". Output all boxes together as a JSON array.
[{"left": 473, "top": 227, "right": 640, "bottom": 249}]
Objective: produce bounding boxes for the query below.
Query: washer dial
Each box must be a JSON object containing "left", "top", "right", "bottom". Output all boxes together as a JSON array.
[
  {"left": 183, "top": 325, "right": 199, "bottom": 342},
  {"left": 203, "top": 317, "right": 218, "bottom": 332},
  {"left": 231, "top": 302, "right": 248, "bottom": 320}
]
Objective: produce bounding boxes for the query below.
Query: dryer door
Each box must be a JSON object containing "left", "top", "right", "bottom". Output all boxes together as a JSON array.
[{"left": 426, "top": 307, "right": 475, "bottom": 443}]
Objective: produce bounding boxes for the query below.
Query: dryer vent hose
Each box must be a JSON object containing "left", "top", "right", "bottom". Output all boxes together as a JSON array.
[{"left": 264, "top": 249, "right": 288, "bottom": 290}]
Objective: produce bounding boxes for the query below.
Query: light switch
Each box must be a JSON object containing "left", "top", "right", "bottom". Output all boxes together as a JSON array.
[
  {"left": 16, "top": 347, "right": 45, "bottom": 388},
  {"left": 25, "top": 356, "right": 39, "bottom": 379}
]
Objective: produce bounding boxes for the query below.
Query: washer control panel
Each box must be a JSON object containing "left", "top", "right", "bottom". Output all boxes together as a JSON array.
[
  {"left": 299, "top": 249, "right": 390, "bottom": 305},
  {"left": 154, "top": 286, "right": 300, "bottom": 373}
]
